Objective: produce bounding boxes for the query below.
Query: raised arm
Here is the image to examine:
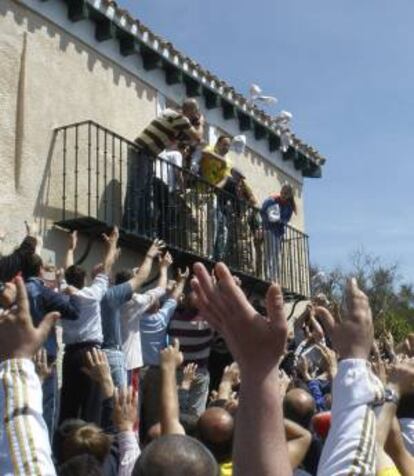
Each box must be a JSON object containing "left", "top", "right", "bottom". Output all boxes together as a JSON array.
[
  {"left": 383, "top": 363, "right": 414, "bottom": 475},
  {"left": 0, "top": 278, "right": 59, "bottom": 475},
  {"left": 64, "top": 230, "right": 77, "bottom": 270},
  {"left": 160, "top": 339, "right": 186, "bottom": 436},
  {"left": 170, "top": 267, "right": 189, "bottom": 302},
  {"left": 191, "top": 262, "right": 291, "bottom": 476},
  {"left": 102, "top": 227, "right": 120, "bottom": 275},
  {"left": 285, "top": 419, "right": 312, "bottom": 470},
  {"left": 316, "top": 279, "right": 383, "bottom": 475},
  {"left": 129, "top": 239, "right": 166, "bottom": 293}
]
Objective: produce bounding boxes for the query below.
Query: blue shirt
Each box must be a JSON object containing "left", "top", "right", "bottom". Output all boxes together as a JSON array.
[
  {"left": 261, "top": 196, "right": 294, "bottom": 236},
  {"left": 25, "top": 277, "right": 79, "bottom": 357},
  {"left": 101, "top": 282, "right": 133, "bottom": 349},
  {"left": 140, "top": 298, "right": 178, "bottom": 366}
]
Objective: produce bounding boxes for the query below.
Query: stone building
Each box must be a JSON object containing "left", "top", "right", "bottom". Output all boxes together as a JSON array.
[{"left": 0, "top": 0, "right": 325, "bottom": 303}]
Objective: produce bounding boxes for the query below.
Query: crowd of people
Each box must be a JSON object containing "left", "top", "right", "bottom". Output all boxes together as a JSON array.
[
  {"left": 0, "top": 222, "right": 413, "bottom": 476},
  {"left": 0, "top": 98, "right": 413, "bottom": 476}
]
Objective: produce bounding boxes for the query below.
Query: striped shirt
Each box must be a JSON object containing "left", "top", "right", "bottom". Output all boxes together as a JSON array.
[
  {"left": 168, "top": 308, "right": 213, "bottom": 367},
  {"left": 0, "top": 359, "right": 56, "bottom": 475},
  {"left": 135, "top": 109, "right": 192, "bottom": 156}
]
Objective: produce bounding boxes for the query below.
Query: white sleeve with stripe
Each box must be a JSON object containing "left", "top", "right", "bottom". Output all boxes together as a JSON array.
[
  {"left": 317, "top": 359, "right": 384, "bottom": 476},
  {"left": 0, "top": 359, "right": 56, "bottom": 476}
]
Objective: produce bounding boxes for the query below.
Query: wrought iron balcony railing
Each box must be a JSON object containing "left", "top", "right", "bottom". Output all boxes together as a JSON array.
[{"left": 53, "top": 120, "right": 310, "bottom": 299}]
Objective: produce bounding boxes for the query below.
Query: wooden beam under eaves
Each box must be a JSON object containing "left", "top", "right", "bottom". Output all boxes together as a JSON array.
[
  {"left": 303, "top": 162, "right": 322, "bottom": 178},
  {"left": 254, "top": 122, "right": 267, "bottom": 141},
  {"left": 140, "top": 45, "right": 160, "bottom": 71},
  {"left": 268, "top": 133, "right": 280, "bottom": 152},
  {"left": 294, "top": 153, "right": 308, "bottom": 171},
  {"left": 203, "top": 88, "right": 219, "bottom": 109},
  {"left": 183, "top": 76, "right": 201, "bottom": 97},
  {"left": 221, "top": 99, "right": 235, "bottom": 120},
  {"left": 163, "top": 63, "right": 182, "bottom": 85},
  {"left": 117, "top": 29, "right": 139, "bottom": 56},
  {"left": 67, "top": 0, "right": 88, "bottom": 22},
  {"left": 237, "top": 111, "right": 252, "bottom": 131},
  {"left": 283, "top": 146, "right": 296, "bottom": 161},
  {"left": 95, "top": 18, "right": 116, "bottom": 42}
]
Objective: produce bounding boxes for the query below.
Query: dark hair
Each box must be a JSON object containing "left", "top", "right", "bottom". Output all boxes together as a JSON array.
[
  {"left": 180, "top": 413, "right": 199, "bottom": 437},
  {"left": 133, "top": 434, "right": 219, "bottom": 476},
  {"left": 58, "top": 454, "right": 102, "bottom": 476},
  {"left": 115, "top": 269, "right": 133, "bottom": 285},
  {"left": 216, "top": 135, "right": 232, "bottom": 144},
  {"left": 65, "top": 265, "right": 87, "bottom": 289},
  {"left": 22, "top": 254, "right": 43, "bottom": 280},
  {"left": 55, "top": 419, "right": 87, "bottom": 464}
]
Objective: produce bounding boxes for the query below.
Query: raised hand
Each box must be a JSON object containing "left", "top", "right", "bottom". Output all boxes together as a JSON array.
[
  {"left": 315, "top": 278, "right": 373, "bottom": 360},
  {"left": 147, "top": 238, "right": 166, "bottom": 259},
  {"left": 191, "top": 262, "right": 287, "bottom": 379},
  {"left": 102, "top": 226, "right": 119, "bottom": 248},
  {"left": 160, "top": 338, "right": 183, "bottom": 370},
  {"left": 387, "top": 360, "right": 414, "bottom": 397},
  {"left": 177, "top": 267, "right": 190, "bottom": 282},
  {"left": 34, "top": 348, "right": 55, "bottom": 382},
  {"left": 0, "top": 277, "right": 59, "bottom": 362},
  {"left": 180, "top": 362, "right": 198, "bottom": 391},
  {"left": 81, "top": 348, "right": 114, "bottom": 398},
  {"left": 159, "top": 251, "right": 173, "bottom": 269},
  {"left": 68, "top": 230, "right": 78, "bottom": 251},
  {"left": 113, "top": 386, "right": 138, "bottom": 433}
]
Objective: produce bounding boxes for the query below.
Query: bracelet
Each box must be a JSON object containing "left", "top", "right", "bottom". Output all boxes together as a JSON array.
[{"left": 146, "top": 254, "right": 155, "bottom": 259}]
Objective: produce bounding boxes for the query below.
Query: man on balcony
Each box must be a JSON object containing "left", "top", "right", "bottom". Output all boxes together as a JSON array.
[{"left": 123, "top": 99, "right": 204, "bottom": 238}]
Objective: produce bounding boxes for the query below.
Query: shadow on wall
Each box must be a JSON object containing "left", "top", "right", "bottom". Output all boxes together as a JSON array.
[{"left": 0, "top": 0, "right": 154, "bottom": 102}]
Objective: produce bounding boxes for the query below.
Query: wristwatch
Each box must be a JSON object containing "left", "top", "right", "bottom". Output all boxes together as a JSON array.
[{"left": 384, "top": 387, "right": 400, "bottom": 406}]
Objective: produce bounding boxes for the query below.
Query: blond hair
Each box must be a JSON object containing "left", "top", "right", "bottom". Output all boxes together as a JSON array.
[{"left": 62, "top": 424, "right": 113, "bottom": 464}]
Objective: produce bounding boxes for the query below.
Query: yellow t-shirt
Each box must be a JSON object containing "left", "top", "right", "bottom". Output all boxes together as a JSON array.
[
  {"left": 201, "top": 145, "right": 232, "bottom": 186},
  {"left": 220, "top": 461, "right": 233, "bottom": 476},
  {"left": 377, "top": 467, "right": 402, "bottom": 476}
]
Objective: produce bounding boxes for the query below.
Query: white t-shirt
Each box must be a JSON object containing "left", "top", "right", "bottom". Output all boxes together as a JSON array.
[
  {"left": 121, "top": 287, "right": 166, "bottom": 370},
  {"left": 62, "top": 274, "right": 109, "bottom": 345},
  {"left": 156, "top": 150, "right": 183, "bottom": 191}
]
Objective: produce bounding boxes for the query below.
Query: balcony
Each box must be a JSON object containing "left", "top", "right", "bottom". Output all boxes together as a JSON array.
[{"left": 52, "top": 120, "right": 310, "bottom": 300}]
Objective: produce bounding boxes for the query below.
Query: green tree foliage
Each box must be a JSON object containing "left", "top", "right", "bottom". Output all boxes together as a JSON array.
[{"left": 311, "top": 249, "right": 414, "bottom": 343}]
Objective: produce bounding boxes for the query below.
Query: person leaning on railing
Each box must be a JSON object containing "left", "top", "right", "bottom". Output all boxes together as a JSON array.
[
  {"left": 122, "top": 99, "right": 204, "bottom": 237},
  {"left": 260, "top": 184, "right": 297, "bottom": 281}
]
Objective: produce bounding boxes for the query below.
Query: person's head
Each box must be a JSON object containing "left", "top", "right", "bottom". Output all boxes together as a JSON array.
[
  {"left": 55, "top": 419, "right": 87, "bottom": 464},
  {"left": 65, "top": 265, "right": 87, "bottom": 290},
  {"left": 180, "top": 413, "right": 199, "bottom": 438},
  {"left": 146, "top": 299, "right": 161, "bottom": 315},
  {"left": 58, "top": 454, "right": 102, "bottom": 476},
  {"left": 133, "top": 434, "right": 219, "bottom": 476},
  {"left": 115, "top": 269, "right": 134, "bottom": 285},
  {"left": 279, "top": 184, "right": 297, "bottom": 214},
  {"left": 61, "top": 423, "right": 113, "bottom": 464},
  {"left": 182, "top": 99, "right": 200, "bottom": 123},
  {"left": 283, "top": 388, "right": 316, "bottom": 429},
  {"left": 214, "top": 135, "right": 232, "bottom": 156},
  {"left": 21, "top": 254, "right": 43, "bottom": 280},
  {"left": 197, "top": 407, "right": 234, "bottom": 464},
  {"left": 230, "top": 167, "right": 245, "bottom": 183}
]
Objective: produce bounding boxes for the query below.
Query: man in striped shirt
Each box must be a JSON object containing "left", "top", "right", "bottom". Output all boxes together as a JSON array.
[
  {"left": 124, "top": 99, "right": 204, "bottom": 236},
  {"left": 168, "top": 291, "right": 213, "bottom": 416},
  {"left": 135, "top": 98, "right": 204, "bottom": 156}
]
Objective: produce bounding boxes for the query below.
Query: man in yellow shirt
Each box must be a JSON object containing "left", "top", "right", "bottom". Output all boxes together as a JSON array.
[{"left": 200, "top": 135, "right": 232, "bottom": 188}]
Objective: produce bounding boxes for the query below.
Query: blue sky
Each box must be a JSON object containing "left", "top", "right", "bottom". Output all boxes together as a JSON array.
[{"left": 122, "top": 0, "right": 414, "bottom": 282}]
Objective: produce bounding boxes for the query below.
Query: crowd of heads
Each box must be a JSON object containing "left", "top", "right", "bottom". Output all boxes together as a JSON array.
[{"left": 0, "top": 222, "right": 413, "bottom": 476}]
